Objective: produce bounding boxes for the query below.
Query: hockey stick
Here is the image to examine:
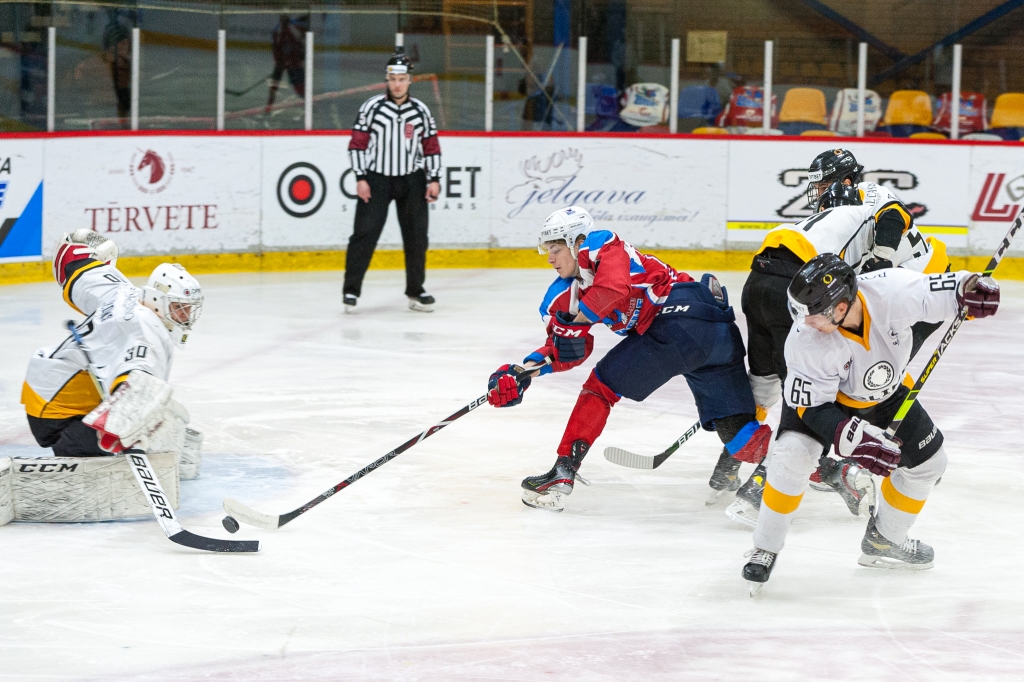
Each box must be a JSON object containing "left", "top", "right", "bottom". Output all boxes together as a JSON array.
[
  {"left": 223, "top": 362, "right": 548, "bottom": 531},
  {"left": 226, "top": 73, "right": 273, "bottom": 97},
  {"left": 66, "top": 320, "right": 260, "bottom": 553},
  {"left": 603, "top": 419, "right": 701, "bottom": 470},
  {"left": 887, "top": 205, "right": 1023, "bottom": 438}
]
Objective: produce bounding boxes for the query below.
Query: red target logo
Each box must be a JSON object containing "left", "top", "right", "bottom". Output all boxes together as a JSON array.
[{"left": 277, "top": 162, "right": 326, "bottom": 218}]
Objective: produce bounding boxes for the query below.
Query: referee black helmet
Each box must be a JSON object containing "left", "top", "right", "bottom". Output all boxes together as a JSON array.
[{"left": 386, "top": 50, "right": 413, "bottom": 75}]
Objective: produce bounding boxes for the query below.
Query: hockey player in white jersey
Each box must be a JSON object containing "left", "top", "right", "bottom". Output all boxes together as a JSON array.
[
  {"left": 20, "top": 230, "right": 204, "bottom": 477},
  {"left": 742, "top": 253, "right": 1000, "bottom": 590},
  {"left": 730, "top": 148, "right": 950, "bottom": 525}
]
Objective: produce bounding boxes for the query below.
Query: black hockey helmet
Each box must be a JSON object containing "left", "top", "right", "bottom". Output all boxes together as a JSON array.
[
  {"left": 806, "top": 149, "right": 863, "bottom": 208},
  {"left": 787, "top": 253, "right": 858, "bottom": 320},
  {"left": 815, "top": 180, "right": 863, "bottom": 212},
  {"left": 386, "top": 49, "right": 413, "bottom": 75}
]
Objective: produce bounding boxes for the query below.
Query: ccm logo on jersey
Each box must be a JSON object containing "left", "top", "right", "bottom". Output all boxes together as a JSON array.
[
  {"left": 659, "top": 304, "right": 690, "bottom": 315},
  {"left": 18, "top": 462, "right": 79, "bottom": 473}
]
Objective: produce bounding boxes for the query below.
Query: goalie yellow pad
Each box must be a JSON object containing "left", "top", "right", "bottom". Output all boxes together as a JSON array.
[{"left": 0, "top": 452, "right": 178, "bottom": 525}]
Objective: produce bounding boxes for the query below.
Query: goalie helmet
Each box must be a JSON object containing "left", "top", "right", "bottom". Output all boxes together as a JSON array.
[
  {"left": 806, "top": 149, "right": 863, "bottom": 209},
  {"left": 141, "top": 263, "right": 203, "bottom": 347},
  {"left": 787, "top": 253, "right": 857, "bottom": 321},
  {"left": 537, "top": 206, "right": 594, "bottom": 254}
]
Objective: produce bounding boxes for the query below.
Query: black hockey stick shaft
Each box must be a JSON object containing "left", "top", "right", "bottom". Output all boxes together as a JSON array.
[
  {"left": 226, "top": 72, "right": 273, "bottom": 97},
  {"left": 66, "top": 320, "right": 260, "bottom": 553},
  {"left": 651, "top": 420, "right": 702, "bottom": 467},
  {"left": 233, "top": 362, "right": 548, "bottom": 529},
  {"left": 887, "top": 206, "right": 1024, "bottom": 437},
  {"left": 276, "top": 393, "right": 490, "bottom": 527}
]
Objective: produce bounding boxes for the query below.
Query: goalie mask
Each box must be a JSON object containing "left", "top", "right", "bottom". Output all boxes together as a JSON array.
[
  {"left": 142, "top": 263, "right": 203, "bottom": 347},
  {"left": 538, "top": 206, "right": 594, "bottom": 255}
]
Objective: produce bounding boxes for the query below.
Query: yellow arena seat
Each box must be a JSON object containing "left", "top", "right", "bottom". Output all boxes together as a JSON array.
[
  {"left": 909, "top": 132, "right": 947, "bottom": 139},
  {"left": 800, "top": 129, "right": 838, "bottom": 136},
  {"left": 691, "top": 126, "right": 728, "bottom": 134},
  {"left": 779, "top": 88, "right": 827, "bottom": 124},
  {"left": 991, "top": 93, "right": 1024, "bottom": 128},
  {"left": 882, "top": 90, "right": 933, "bottom": 126}
]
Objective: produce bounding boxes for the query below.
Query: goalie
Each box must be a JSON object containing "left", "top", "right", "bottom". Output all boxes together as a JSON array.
[{"left": 19, "top": 230, "right": 204, "bottom": 478}]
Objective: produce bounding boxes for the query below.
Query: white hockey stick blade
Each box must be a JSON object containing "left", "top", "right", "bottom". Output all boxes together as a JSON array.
[
  {"left": 603, "top": 447, "right": 655, "bottom": 470},
  {"left": 223, "top": 497, "right": 282, "bottom": 530},
  {"left": 125, "top": 452, "right": 260, "bottom": 553}
]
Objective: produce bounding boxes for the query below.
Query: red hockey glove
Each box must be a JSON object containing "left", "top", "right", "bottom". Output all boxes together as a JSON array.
[
  {"left": 551, "top": 311, "right": 592, "bottom": 363},
  {"left": 833, "top": 417, "right": 901, "bottom": 477},
  {"left": 487, "top": 364, "right": 531, "bottom": 408},
  {"left": 957, "top": 274, "right": 1000, "bottom": 319}
]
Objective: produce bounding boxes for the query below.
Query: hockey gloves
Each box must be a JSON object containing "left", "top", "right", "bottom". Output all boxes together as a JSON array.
[
  {"left": 551, "top": 310, "right": 592, "bottom": 363},
  {"left": 833, "top": 417, "right": 901, "bottom": 477},
  {"left": 957, "top": 274, "right": 1000, "bottom": 319},
  {"left": 487, "top": 364, "right": 532, "bottom": 408},
  {"left": 860, "top": 256, "right": 893, "bottom": 273}
]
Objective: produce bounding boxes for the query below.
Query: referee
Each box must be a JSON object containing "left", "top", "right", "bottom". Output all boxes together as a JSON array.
[{"left": 344, "top": 50, "right": 442, "bottom": 313}]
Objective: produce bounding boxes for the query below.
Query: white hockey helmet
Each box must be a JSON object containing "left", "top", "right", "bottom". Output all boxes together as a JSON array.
[
  {"left": 141, "top": 263, "right": 203, "bottom": 347},
  {"left": 537, "top": 206, "right": 594, "bottom": 254}
]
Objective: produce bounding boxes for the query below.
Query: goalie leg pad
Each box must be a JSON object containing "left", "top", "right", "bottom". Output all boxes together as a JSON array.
[
  {"left": 179, "top": 427, "right": 203, "bottom": 480},
  {"left": 9, "top": 452, "right": 179, "bottom": 522},
  {"left": 0, "top": 458, "right": 13, "bottom": 527}
]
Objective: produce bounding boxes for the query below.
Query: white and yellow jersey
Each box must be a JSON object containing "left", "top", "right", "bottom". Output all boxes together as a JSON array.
[
  {"left": 756, "top": 182, "right": 948, "bottom": 274},
  {"left": 783, "top": 268, "right": 967, "bottom": 411},
  {"left": 21, "top": 263, "right": 174, "bottom": 420}
]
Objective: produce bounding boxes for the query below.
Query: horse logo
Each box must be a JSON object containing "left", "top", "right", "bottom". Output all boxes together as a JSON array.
[{"left": 129, "top": 149, "right": 175, "bottom": 194}]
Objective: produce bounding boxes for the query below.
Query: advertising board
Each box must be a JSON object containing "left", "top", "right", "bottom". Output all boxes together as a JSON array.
[{"left": 0, "top": 139, "right": 44, "bottom": 263}]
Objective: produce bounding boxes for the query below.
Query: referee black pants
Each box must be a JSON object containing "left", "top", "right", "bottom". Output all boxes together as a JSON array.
[{"left": 344, "top": 170, "right": 429, "bottom": 299}]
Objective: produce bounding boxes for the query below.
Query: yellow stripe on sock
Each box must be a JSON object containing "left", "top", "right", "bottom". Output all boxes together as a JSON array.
[
  {"left": 880, "top": 477, "right": 927, "bottom": 514},
  {"left": 762, "top": 482, "right": 804, "bottom": 514}
]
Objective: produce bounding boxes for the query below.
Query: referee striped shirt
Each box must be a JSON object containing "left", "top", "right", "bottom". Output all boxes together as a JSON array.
[{"left": 348, "top": 94, "right": 442, "bottom": 181}]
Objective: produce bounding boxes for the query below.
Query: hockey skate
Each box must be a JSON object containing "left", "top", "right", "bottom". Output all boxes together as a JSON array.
[
  {"left": 521, "top": 440, "right": 589, "bottom": 513},
  {"left": 343, "top": 293, "right": 358, "bottom": 314},
  {"left": 706, "top": 448, "right": 742, "bottom": 504},
  {"left": 858, "top": 515, "right": 934, "bottom": 570},
  {"left": 725, "top": 464, "right": 766, "bottom": 527},
  {"left": 819, "top": 457, "right": 875, "bottom": 517},
  {"left": 408, "top": 292, "right": 435, "bottom": 313},
  {"left": 742, "top": 547, "right": 778, "bottom": 597},
  {"left": 808, "top": 466, "right": 834, "bottom": 492}
]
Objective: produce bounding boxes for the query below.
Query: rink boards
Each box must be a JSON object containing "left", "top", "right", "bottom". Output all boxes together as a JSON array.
[{"left": 2, "top": 132, "right": 1024, "bottom": 280}]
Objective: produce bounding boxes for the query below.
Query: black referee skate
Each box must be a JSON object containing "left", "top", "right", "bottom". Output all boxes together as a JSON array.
[
  {"left": 859, "top": 515, "right": 934, "bottom": 570},
  {"left": 742, "top": 548, "right": 778, "bottom": 597},
  {"left": 343, "top": 293, "right": 358, "bottom": 314},
  {"left": 819, "top": 456, "right": 875, "bottom": 517},
  {"left": 408, "top": 292, "right": 435, "bottom": 312},
  {"left": 725, "top": 464, "right": 766, "bottom": 527},
  {"left": 521, "top": 440, "right": 590, "bottom": 513},
  {"left": 706, "top": 448, "right": 743, "bottom": 504}
]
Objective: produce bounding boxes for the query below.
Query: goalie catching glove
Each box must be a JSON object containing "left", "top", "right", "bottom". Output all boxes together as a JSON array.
[
  {"left": 487, "top": 364, "right": 532, "bottom": 408},
  {"left": 833, "top": 417, "right": 901, "bottom": 476},
  {"left": 957, "top": 274, "right": 1000, "bottom": 319},
  {"left": 82, "top": 370, "right": 188, "bottom": 454}
]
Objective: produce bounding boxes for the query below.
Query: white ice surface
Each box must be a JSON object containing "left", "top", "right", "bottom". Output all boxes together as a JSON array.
[{"left": 1, "top": 268, "right": 1023, "bottom": 681}]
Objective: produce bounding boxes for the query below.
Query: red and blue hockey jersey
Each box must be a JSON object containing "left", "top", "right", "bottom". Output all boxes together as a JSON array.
[{"left": 526, "top": 230, "right": 693, "bottom": 373}]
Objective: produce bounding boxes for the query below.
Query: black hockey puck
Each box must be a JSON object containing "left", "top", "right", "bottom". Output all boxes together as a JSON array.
[{"left": 222, "top": 515, "right": 240, "bottom": 534}]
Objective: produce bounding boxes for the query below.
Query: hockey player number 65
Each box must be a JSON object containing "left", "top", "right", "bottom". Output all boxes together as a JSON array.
[{"left": 790, "top": 378, "right": 812, "bottom": 407}]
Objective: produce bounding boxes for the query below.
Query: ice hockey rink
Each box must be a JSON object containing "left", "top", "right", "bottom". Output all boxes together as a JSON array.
[{"left": 1, "top": 267, "right": 1023, "bottom": 681}]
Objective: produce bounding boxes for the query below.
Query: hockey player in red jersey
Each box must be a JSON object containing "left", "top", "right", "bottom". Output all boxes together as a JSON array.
[{"left": 486, "top": 206, "right": 771, "bottom": 511}]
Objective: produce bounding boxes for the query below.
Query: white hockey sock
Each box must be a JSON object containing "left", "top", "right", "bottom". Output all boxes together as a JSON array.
[
  {"left": 753, "top": 431, "right": 821, "bottom": 553},
  {"left": 875, "top": 446, "right": 947, "bottom": 544}
]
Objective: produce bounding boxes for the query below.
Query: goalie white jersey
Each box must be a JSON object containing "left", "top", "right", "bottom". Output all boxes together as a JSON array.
[
  {"left": 757, "top": 182, "right": 946, "bottom": 274},
  {"left": 21, "top": 262, "right": 174, "bottom": 420},
  {"left": 783, "top": 268, "right": 968, "bottom": 410}
]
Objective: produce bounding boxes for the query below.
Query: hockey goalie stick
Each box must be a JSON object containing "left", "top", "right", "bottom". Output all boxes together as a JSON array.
[
  {"left": 223, "top": 361, "right": 549, "bottom": 531},
  {"left": 887, "top": 206, "right": 1024, "bottom": 438},
  {"left": 603, "top": 419, "right": 701, "bottom": 470},
  {"left": 66, "top": 320, "right": 260, "bottom": 553}
]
